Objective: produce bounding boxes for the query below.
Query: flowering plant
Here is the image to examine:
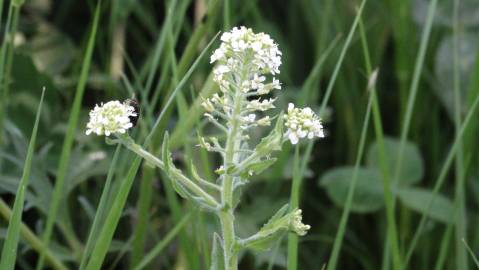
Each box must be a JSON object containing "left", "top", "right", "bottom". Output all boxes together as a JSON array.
[{"left": 86, "top": 26, "right": 324, "bottom": 270}]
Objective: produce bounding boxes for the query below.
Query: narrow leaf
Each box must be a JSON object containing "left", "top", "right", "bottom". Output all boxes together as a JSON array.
[{"left": 0, "top": 88, "right": 45, "bottom": 270}]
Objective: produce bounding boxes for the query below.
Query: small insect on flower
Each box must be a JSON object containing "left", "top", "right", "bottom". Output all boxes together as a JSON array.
[
  {"left": 125, "top": 99, "right": 140, "bottom": 127},
  {"left": 86, "top": 100, "right": 138, "bottom": 136}
]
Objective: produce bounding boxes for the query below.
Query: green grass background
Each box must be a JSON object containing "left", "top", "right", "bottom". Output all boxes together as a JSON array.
[{"left": 0, "top": 0, "right": 478, "bottom": 269}]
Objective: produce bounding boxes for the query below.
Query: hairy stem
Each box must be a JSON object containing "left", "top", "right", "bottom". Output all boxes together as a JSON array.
[{"left": 219, "top": 88, "right": 243, "bottom": 270}]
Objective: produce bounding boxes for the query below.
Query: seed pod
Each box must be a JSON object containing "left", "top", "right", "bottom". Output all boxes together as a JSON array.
[{"left": 125, "top": 99, "right": 140, "bottom": 127}]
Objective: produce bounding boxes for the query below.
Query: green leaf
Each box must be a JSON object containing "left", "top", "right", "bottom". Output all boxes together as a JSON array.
[
  {"left": 319, "top": 166, "right": 385, "bottom": 213},
  {"left": 246, "top": 230, "right": 285, "bottom": 252},
  {"left": 395, "top": 187, "right": 454, "bottom": 224},
  {"left": 255, "top": 114, "right": 284, "bottom": 155},
  {"left": 240, "top": 158, "right": 277, "bottom": 178},
  {"left": 0, "top": 88, "right": 45, "bottom": 270},
  {"left": 262, "top": 204, "right": 289, "bottom": 231},
  {"left": 366, "top": 136, "right": 424, "bottom": 186},
  {"left": 242, "top": 205, "right": 291, "bottom": 252},
  {"left": 210, "top": 233, "right": 225, "bottom": 270}
]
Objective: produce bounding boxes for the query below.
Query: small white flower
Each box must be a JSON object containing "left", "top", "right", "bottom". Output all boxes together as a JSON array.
[
  {"left": 86, "top": 100, "right": 137, "bottom": 136},
  {"left": 284, "top": 103, "right": 324, "bottom": 144},
  {"left": 251, "top": 74, "right": 266, "bottom": 90},
  {"left": 290, "top": 209, "right": 311, "bottom": 236},
  {"left": 242, "top": 114, "right": 256, "bottom": 123}
]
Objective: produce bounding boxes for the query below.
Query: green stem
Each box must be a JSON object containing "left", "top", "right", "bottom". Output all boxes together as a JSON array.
[
  {"left": 219, "top": 88, "right": 244, "bottom": 270},
  {"left": 119, "top": 136, "right": 219, "bottom": 209},
  {"left": 452, "top": 0, "right": 468, "bottom": 268},
  {"left": 287, "top": 146, "right": 301, "bottom": 270},
  {"left": 359, "top": 18, "right": 402, "bottom": 270},
  {"left": 0, "top": 2, "right": 20, "bottom": 145}
]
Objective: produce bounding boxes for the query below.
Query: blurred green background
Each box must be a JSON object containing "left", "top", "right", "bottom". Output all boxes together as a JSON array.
[{"left": 0, "top": 0, "right": 478, "bottom": 269}]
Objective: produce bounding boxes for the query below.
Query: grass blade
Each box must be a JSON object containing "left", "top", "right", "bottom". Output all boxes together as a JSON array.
[
  {"left": 326, "top": 71, "right": 376, "bottom": 270},
  {"left": 318, "top": 0, "right": 366, "bottom": 115},
  {"left": 0, "top": 199, "right": 67, "bottom": 270},
  {"left": 391, "top": 0, "right": 439, "bottom": 228},
  {"left": 0, "top": 88, "right": 45, "bottom": 270},
  {"left": 36, "top": 3, "right": 101, "bottom": 269},
  {"left": 452, "top": 0, "right": 468, "bottom": 268},
  {"left": 79, "top": 145, "right": 122, "bottom": 270},
  {"left": 462, "top": 238, "right": 479, "bottom": 268},
  {"left": 359, "top": 17, "right": 402, "bottom": 270},
  {"left": 133, "top": 213, "right": 192, "bottom": 270},
  {"left": 0, "top": 1, "right": 22, "bottom": 145}
]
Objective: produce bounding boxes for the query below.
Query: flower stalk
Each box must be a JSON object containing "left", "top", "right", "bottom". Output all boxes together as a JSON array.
[
  {"left": 113, "top": 134, "right": 220, "bottom": 209},
  {"left": 85, "top": 26, "right": 325, "bottom": 270}
]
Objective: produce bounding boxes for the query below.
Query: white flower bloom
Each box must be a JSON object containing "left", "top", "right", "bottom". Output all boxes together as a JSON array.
[
  {"left": 207, "top": 26, "right": 284, "bottom": 133},
  {"left": 290, "top": 209, "right": 311, "bottom": 236},
  {"left": 284, "top": 103, "right": 324, "bottom": 144},
  {"left": 86, "top": 100, "right": 137, "bottom": 136},
  {"left": 211, "top": 26, "right": 282, "bottom": 94}
]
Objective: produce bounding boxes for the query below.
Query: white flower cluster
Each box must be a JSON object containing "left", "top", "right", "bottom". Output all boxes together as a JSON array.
[
  {"left": 202, "top": 26, "right": 283, "bottom": 133},
  {"left": 284, "top": 103, "right": 325, "bottom": 144},
  {"left": 290, "top": 209, "right": 311, "bottom": 236},
  {"left": 86, "top": 100, "right": 137, "bottom": 136},
  {"left": 210, "top": 26, "right": 282, "bottom": 78}
]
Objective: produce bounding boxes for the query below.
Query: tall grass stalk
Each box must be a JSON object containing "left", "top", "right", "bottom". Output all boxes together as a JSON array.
[
  {"left": 326, "top": 72, "right": 376, "bottom": 270},
  {"left": 36, "top": 3, "right": 101, "bottom": 269},
  {"left": 452, "top": 0, "right": 468, "bottom": 268},
  {"left": 391, "top": 0, "right": 438, "bottom": 228},
  {"left": 434, "top": 226, "right": 453, "bottom": 270},
  {"left": 358, "top": 17, "right": 402, "bottom": 270},
  {"left": 0, "top": 88, "right": 45, "bottom": 270},
  {"left": 0, "top": 0, "right": 22, "bottom": 145}
]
